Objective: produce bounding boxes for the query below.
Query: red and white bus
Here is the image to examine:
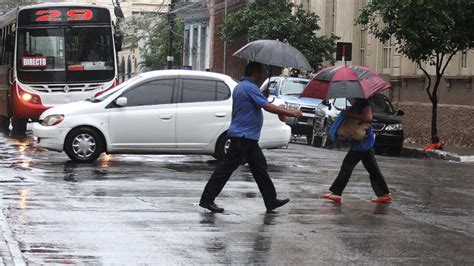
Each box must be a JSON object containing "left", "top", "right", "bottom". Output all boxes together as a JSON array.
[{"left": 0, "top": 3, "right": 121, "bottom": 135}]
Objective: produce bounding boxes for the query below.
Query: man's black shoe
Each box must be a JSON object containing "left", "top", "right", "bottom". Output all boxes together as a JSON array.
[
  {"left": 267, "top": 198, "right": 290, "bottom": 212},
  {"left": 199, "top": 201, "right": 224, "bottom": 213}
]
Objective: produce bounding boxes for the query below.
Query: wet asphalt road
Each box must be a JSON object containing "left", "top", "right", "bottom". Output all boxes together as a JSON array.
[{"left": 0, "top": 132, "right": 473, "bottom": 264}]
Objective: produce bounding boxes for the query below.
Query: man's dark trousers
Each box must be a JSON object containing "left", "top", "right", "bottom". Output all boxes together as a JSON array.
[{"left": 200, "top": 137, "right": 277, "bottom": 209}]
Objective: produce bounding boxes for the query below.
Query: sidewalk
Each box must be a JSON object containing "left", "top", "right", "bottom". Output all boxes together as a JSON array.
[
  {"left": 0, "top": 176, "right": 26, "bottom": 266},
  {"left": 402, "top": 143, "right": 474, "bottom": 163}
]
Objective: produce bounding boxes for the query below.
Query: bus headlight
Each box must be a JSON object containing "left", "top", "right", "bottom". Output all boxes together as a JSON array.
[
  {"left": 22, "top": 93, "right": 32, "bottom": 102},
  {"left": 41, "top": 115, "right": 65, "bottom": 126}
]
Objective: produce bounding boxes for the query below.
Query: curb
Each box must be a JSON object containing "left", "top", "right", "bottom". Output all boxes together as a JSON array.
[
  {"left": 402, "top": 147, "right": 474, "bottom": 163},
  {"left": 0, "top": 196, "right": 26, "bottom": 266}
]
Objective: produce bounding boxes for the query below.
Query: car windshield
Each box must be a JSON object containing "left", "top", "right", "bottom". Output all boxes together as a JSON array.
[
  {"left": 280, "top": 79, "right": 308, "bottom": 96},
  {"left": 17, "top": 27, "right": 115, "bottom": 84},
  {"left": 370, "top": 94, "right": 395, "bottom": 114},
  {"left": 92, "top": 75, "right": 142, "bottom": 102}
]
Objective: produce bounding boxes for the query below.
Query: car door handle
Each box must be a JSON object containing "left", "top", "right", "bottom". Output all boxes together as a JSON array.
[
  {"left": 214, "top": 112, "right": 227, "bottom": 118},
  {"left": 160, "top": 114, "right": 173, "bottom": 120}
]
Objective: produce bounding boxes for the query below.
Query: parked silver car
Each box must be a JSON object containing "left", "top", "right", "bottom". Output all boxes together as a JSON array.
[{"left": 261, "top": 77, "right": 338, "bottom": 147}]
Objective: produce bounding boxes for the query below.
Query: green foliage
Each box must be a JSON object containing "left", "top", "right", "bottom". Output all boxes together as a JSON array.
[
  {"left": 125, "top": 16, "right": 184, "bottom": 71},
  {"left": 219, "top": 0, "right": 338, "bottom": 69},
  {"left": 141, "top": 18, "right": 184, "bottom": 70},
  {"left": 356, "top": 0, "right": 473, "bottom": 65},
  {"left": 356, "top": 0, "right": 474, "bottom": 143}
]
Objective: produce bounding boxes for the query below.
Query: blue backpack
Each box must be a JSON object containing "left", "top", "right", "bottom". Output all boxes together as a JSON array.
[
  {"left": 328, "top": 111, "right": 345, "bottom": 141},
  {"left": 352, "top": 127, "right": 375, "bottom": 151}
]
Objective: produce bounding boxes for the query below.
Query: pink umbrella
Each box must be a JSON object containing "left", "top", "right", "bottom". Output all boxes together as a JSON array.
[{"left": 300, "top": 65, "right": 391, "bottom": 99}]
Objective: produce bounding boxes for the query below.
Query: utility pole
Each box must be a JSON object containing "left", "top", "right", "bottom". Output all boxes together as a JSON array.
[
  {"left": 223, "top": 0, "right": 228, "bottom": 74},
  {"left": 167, "top": 0, "right": 176, "bottom": 69}
]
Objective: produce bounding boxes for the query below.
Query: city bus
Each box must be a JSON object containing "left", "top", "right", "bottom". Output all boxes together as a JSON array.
[{"left": 0, "top": 3, "right": 121, "bottom": 135}]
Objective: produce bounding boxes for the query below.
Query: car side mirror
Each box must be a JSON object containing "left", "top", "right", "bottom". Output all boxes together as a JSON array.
[
  {"left": 396, "top": 109, "right": 405, "bottom": 116},
  {"left": 115, "top": 97, "right": 127, "bottom": 107}
]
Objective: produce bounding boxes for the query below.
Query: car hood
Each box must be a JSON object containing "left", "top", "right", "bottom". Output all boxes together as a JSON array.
[
  {"left": 40, "top": 100, "right": 100, "bottom": 119},
  {"left": 373, "top": 113, "right": 401, "bottom": 124},
  {"left": 280, "top": 95, "right": 322, "bottom": 107}
]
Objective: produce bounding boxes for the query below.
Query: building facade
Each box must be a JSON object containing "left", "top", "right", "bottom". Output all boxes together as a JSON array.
[
  {"left": 208, "top": 0, "right": 247, "bottom": 78},
  {"left": 293, "top": 0, "right": 473, "bottom": 106},
  {"left": 179, "top": 0, "right": 211, "bottom": 71}
]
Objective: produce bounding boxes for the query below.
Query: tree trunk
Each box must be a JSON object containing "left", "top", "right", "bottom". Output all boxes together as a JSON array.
[{"left": 430, "top": 74, "right": 442, "bottom": 143}]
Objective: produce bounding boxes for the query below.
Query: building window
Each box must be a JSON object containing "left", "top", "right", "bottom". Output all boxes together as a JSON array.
[
  {"left": 359, "top": 29, "right": 366, "bottom": 66},
  {"left": 382, "top": 39, "right": 392, "bottom": 69},
  {"left": 460, "top": 49, "right": 468, "bottom": 68},
  {"left": 331, "top": 0, "right": 336, "bottom": 34}
]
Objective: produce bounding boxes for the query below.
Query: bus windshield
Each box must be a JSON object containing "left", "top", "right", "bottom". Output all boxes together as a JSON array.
[{"left": 17, "top": 26, "right": 115, "bottom": 84}]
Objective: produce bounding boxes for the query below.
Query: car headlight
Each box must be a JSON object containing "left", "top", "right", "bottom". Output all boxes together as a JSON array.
[
  {"left": 384, "top": 124, "right": 402, "bottom": 131},
  {"left": 285, "top": 102, "right": 300, "bottom": 110},
  {"left": 41, "top": 115, "right": 65, "bottom": 126}
]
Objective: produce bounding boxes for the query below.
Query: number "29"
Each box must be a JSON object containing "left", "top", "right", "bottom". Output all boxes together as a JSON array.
[{"left": 35, "top": 9, "right": 93, "bottom": 22}]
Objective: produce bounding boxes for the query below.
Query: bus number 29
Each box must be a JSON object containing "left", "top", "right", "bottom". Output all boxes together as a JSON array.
[{"left": 35, "top": 9, "right": 93, "bottom": 22}]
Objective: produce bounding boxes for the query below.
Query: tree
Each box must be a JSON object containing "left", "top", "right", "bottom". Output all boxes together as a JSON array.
[
  {"left": 124, "top": 15, "right": 184, "bottom": 70},
  {"left": 356, "top": 0, "right": 474, "bottom": 143},
  {"left": 219, "top": 0, "right": 338, "bottom": 70},
  {"left": 141, "top": 18, "right": 184, "bottom": 70}
]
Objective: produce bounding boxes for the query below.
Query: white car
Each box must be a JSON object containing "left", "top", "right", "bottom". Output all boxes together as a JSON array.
[{"left": 33, "top": 70, "right": 291, "bottom": 162}]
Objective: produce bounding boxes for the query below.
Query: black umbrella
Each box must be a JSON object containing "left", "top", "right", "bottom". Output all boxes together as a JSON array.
[{"left": 233, "top": 39, "right": 312, "bottom": 70}]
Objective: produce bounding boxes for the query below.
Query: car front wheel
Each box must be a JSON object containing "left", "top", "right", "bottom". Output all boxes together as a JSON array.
[
  {"left": 312, "top": 120, "right": 329, "bottom": 148},
  {"left": 64, "top": 127, "right": 104, "bottom": 163}
]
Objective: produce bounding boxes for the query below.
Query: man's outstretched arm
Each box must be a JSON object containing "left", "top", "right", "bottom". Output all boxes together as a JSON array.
[{"left": 263, "top": 103, "right": 303, "bottom": 118}]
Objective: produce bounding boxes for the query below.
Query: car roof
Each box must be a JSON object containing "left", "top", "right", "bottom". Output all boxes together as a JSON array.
[
  {"left": 269, "top": 76, "right": 309, "bottom": 82},
  {"left": 139, "top": 70, "right": 235, "bottom": 83}
]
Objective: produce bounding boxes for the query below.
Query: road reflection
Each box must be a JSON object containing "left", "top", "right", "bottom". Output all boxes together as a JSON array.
[{"left": 18, "top": 188, "right": 31, "bottom": 210}]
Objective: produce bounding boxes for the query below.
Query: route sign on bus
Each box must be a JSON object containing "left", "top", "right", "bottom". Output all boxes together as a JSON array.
[
  {"left": 18, "top": 7, "right": 111, "bottom": 26},
  {"left": 22, "top": 57, "right": 47, "bottom": 68}
]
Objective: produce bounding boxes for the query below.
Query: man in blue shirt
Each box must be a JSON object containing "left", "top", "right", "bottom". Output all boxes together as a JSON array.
[{"left": 200, "top": 62, "right": 302, "bottom": 213}]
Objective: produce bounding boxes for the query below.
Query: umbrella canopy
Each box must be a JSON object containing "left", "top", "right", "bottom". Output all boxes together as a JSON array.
[
  {"left": 233, "top": 40, "right": 312, "bottom": 70},
  {"left": 300, "top": 65, "right": 391, "bottom": 99}
]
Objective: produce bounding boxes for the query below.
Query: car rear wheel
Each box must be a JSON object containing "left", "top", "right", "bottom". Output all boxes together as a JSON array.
[
  {"left": 387, "top": 146, "right": 403, "bottom": 156},
  {"left": 64, "top": 127, "right": 104, "bottom": 163},
  {"left": 214, "top": 133, "right": 230, "bottom": 161}
]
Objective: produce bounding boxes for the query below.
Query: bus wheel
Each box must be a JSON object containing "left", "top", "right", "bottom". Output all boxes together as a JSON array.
[
  {"left": 11, "top": 118, "right": 27, "bottom": 136},
  {"left": 0, "top": 116, "right": 10, "bottom": 132}
]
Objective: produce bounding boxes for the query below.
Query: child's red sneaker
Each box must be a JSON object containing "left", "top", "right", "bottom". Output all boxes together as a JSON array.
[
  {"left": 371, "top": 193, "right": 392, "bottom": 203},
  {"left": 321, "top": 193, "right": 342, "bottom": 204}
]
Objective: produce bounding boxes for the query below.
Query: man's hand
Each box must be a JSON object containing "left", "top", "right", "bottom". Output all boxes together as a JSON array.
[
  {"left": 289, "top": 109, "right": 303, "bottom": 118},
  {"left": 263, "top": 103, "right": 303, "bottom": 118}
]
